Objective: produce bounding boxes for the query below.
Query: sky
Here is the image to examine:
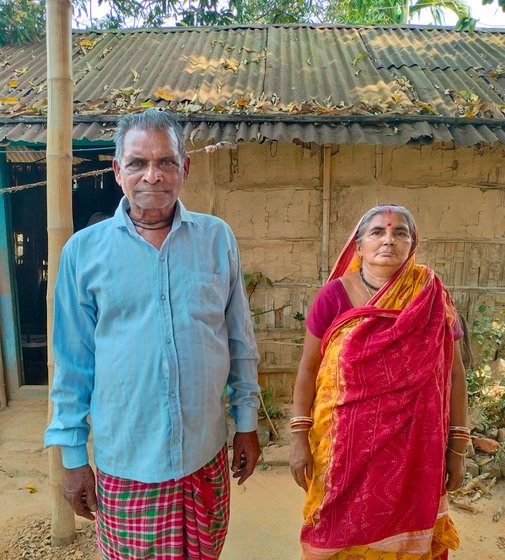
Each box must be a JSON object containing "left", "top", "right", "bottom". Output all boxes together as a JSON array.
[
  {"left": 76, "top": 0, "right": 505, "bottom": 28},
  {"left": 414, "top": 0, "right": 505, "bottom": 27}
]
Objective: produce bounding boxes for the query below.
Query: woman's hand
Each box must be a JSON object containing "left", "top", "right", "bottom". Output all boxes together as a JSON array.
[
  {"left": 289, "top": 432, "right": 313, "bottom": 492},
  {"left": 445, "top": 449, "right": 466, "bottom": 491}
]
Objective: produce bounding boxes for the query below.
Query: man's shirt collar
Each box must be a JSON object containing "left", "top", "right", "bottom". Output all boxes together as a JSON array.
[{"left": 113, "top": 196, "right": 194, "bottom": 233}]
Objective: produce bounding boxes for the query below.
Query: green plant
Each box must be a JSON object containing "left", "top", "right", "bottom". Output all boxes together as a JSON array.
[
  {"left": 466, "top": 300, "right": 505, "bottom": 431},
  {"left": 244, "top": 271, "right": 274, "bottom": 324},
  {"left": 466, "top": 365, "right": 493, "bottom": 399},
  {"left": 260, "top": 387, "right": 281, "bottom": 419},
  {"left": 472, "top": 301, "right": 505, "bottom": 365},
  {"left": 293, "top": 311, "right": 305, "bottom": 323}
]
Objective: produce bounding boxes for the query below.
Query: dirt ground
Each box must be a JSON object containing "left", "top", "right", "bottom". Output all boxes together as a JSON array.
[{"left": 1, "top": 399, "right": 505, "bottom": 560}]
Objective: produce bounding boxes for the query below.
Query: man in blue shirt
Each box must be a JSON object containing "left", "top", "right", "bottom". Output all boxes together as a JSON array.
[{"left": 45, "top": 109, "right": 261, "bottom": 559}]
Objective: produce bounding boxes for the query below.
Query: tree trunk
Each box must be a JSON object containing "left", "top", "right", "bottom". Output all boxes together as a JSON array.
[{"left": 46, "top": 0, "right": 76, "bottom": 547}]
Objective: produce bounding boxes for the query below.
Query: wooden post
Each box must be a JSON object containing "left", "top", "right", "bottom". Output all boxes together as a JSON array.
[
  {"left": 321, "top": 145, "right": 331, "bottom": 284},
  {"left": 46, "top": 0, "right": 76, "bottom": 546}
]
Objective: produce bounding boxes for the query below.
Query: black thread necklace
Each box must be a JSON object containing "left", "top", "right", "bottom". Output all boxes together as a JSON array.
[
  {"left": 359, "top": 267, "right": 380, "bottom": 293},
  {"left": 130, "top": 216, "right": 172, "bottom": 231}
]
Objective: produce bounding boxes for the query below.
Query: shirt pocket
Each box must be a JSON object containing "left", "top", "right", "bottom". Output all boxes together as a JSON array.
[{"left": 185, "top": 271, "right": 228, "bottom": 326}]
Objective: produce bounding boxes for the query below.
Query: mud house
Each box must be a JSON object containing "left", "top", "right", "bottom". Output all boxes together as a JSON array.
[{"left": 0, "top": 24, "right": 504, "bottom": 400}]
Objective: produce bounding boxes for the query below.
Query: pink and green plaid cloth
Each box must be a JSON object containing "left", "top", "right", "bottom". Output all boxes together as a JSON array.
[{"left": 96, "top": 446, "right": 230, "bottom": 559}]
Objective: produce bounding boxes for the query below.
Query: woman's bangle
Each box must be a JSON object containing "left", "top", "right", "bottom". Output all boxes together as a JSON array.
[
  {"left": 449, "top": 425, "right": 470, "bottom": 434},
  {"left": 290, "top": 416, "right": 313, "bottom": 425},
  {"left": 290, "top": 428, "right": 310, "bottom": 434},
  {"left": 447, "top": 447, "right": 468, "bottom": 457}
]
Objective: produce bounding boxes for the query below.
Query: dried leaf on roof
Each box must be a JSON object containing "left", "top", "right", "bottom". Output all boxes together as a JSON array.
[
  {"left": 82, "top": 99, "right": 107, "bottom": 109},
  {"left": 178, "top": 102, "right": 203, "bottom": 113},
  {"left": 222, "top": 60, "right": 239, "bottom": 74},
  {"left": 0, "top": 97, "right": 19, "bottom": 104},
  {"left": 110, "top": 87, "right": 143, "bottom": 109},
  {"left": 130, "top": 68, "right": 140, "bottom": 83},
  {"left": 153, "top": 87, "right": 176, "bottom": 101},
  {"left": 13, "top": 66, "right": 28, "bottom": 76},
  {"left": 7, "top": 80, "right": 18, "bottom": 88},
  {"left": 414, "top": 101, "right": 439, "bottom": 115},
  {"left": 79, "top": 38, "right": 98, "bottom": 54},
  {"left": 0, "top": 56, "right": 11, "bottom": 70},
  {"left": 244, "top": 49, "right": 267, "bottom": 64},
  {"left": 352, "top": 52, "right": 367, "bottom": 66},
  {"left": 29, "top": 81, "right": 46, "bottom": 94},
  {"left": 484, "top": 64, "right": 505, "bottom": 80}
]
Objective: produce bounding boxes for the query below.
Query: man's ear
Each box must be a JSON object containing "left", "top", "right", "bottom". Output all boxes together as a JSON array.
[
  {"left": 183, "top": 156, "right": 191, "bottom": 179},
  {"left": 112, "top": 159, "right": 122, "bottom": 186}
]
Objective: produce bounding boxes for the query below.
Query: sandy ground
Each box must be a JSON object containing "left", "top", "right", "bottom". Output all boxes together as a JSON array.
[{"left": 1, "top": 399, "right": 504, "bottom": 559}]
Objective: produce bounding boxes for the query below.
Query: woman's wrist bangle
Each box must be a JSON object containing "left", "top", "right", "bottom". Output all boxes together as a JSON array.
[
  {"left": 449, "top": 425, "right": 470, "bottom": 434},
  {"left": 290, "top": 428, "right": 310, "bottom": 434},
  {"left": 290, "top": 415, "right": 313, "bottom": 424},
  {"left": 447, "top": 447, "right": 468, "bottom": 457}
]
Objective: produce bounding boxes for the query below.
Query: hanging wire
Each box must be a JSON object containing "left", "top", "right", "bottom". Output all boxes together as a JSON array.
[{"left": 0, "top": 141, "right": 239, "bottom": 195}]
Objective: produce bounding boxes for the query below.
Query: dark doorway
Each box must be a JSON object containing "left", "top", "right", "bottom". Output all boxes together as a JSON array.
[{"left": 10, "top": 155, "right": 121, "bottom": 385}]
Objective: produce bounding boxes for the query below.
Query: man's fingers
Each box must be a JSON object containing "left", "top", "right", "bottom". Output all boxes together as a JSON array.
[
  {"left": 232, "top": 455, "right": 256, "bottom": 485},
  {"left": 63, "top": 465, "right": 97, "bottom": 520},
  {"left": 85, "top": 484, "right": 98, "bottom": 513},
  {"left": 231, "top": 452, "right": 246, "bottom": 472}
]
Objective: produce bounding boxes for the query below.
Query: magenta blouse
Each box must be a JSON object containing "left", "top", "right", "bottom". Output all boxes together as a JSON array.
[{"left": 306, "top": 279, "right": 464, "bottom": 340}]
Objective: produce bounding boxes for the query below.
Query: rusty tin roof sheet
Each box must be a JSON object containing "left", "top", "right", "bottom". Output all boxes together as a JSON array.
[{"left": 0, "top": 24, "right": 504, "bottom": 147}]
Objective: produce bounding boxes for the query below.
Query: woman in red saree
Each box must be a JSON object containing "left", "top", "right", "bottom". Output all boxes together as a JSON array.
[{"left": 289, "top": 205, "right": 468, "bottom": 560}]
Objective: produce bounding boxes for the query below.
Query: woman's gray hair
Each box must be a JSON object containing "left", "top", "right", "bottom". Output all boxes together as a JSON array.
[
  {"left": 356, "top": 205, "right": 417, "bottom": 241},
  {"left": 114, "top": 109, "right": 186, "bottom": 163}
]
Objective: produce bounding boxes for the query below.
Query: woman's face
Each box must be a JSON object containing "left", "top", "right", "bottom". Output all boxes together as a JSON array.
[{"left": 357, "top": 212, "right": 413, "bottom": 273}]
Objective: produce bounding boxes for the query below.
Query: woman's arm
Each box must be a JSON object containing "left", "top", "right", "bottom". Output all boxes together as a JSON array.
[
  {"left": 445, "top": 340, "right": 468, "bottom": 491},
  {"left": 289, "top": 330, "right": 323, "bottom": 491}
]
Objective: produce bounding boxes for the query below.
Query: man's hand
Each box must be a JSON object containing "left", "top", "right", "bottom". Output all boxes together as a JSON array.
[
  {"left": 63, "top": 464, "right": 98, "bottom": 521},
  {"left": 231, "top": 431, "right": 261, "bottom": 485}
]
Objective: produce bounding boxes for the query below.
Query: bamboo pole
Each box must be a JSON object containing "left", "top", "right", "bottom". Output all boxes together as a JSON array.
[
  {"left": 46, "top": 0, "right": 76, "bottom": 546},
  {"left": 321, "top": 145, "right": 331, "bottom": 284}
]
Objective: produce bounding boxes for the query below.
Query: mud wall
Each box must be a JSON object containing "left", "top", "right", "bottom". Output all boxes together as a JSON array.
[{"left": 181, "top": 141, "right": 505, "bottom": 395}]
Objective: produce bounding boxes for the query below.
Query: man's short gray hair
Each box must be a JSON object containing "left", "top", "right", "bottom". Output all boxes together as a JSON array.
[
  {"left": 356, "top": 205, "right": 417, "bottom": 242},
  {"left": 114, "top": 109, "right": 186, "bottom": 163}
]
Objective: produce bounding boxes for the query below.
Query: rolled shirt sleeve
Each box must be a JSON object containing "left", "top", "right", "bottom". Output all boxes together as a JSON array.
[
  {"left": 44, "top": 242, "right": 97, "bottom": 469},
  {"left": 225, "top": 236, "right": 260, "bottom": 432}
]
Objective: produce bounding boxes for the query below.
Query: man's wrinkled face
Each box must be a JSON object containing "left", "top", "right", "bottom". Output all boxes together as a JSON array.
[{"left": 113, "top": 128, "right": 190, "bottom": 217}]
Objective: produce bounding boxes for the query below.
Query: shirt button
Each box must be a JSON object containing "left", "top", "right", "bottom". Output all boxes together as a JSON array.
[
  {"left": 173, "top": 437, "right": 180, "bottom": 444},
  {"left": 160, "top": 256, "right": 165, "bottom": 262},
  {"left": 161, "top": 294, "right": 166, "bottom": 300},
  {"left": 169, "top": 390, "right": 176, "bottom": 399},
  {"left": 165, "top": 336, "right": 171, "bottom": 344}
]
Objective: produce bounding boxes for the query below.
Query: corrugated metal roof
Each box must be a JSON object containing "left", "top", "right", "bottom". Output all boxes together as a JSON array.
[{"left": 0, "top": 24, "right": 504, "bottom": 147}]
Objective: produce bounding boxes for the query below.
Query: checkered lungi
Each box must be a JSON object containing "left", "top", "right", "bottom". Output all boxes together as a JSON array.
[{"left": 95, "top": 446, "right": 230, "bottom": 559}]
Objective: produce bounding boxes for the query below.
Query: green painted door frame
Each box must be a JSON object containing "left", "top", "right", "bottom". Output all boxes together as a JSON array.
[{"left": 0, "top": 152, "right": 23, "bottom": 399}]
